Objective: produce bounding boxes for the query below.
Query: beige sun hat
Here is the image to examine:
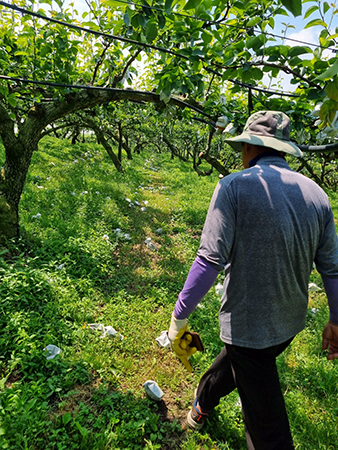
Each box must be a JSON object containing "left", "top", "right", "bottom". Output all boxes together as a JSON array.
[{"left": 224, "top": 111, "right": 303, "bottom": 157}]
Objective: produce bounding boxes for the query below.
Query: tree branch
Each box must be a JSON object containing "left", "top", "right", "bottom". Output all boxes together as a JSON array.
[
  {"left": 112, "top": 48, "right": 143, "bottom": 87},
  {"left": 91, "top": 40, "right": 112, "bottom": 85}
]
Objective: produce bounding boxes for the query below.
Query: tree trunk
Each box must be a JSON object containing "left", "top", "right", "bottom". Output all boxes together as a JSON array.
[
  {"left": 124, "top": 135, "right": 132, "bottom": 160},
  {"left": 118, "top": 123, "right": 123, "bottom": 162},
  {"left": 0, "top": 113, "right": 40, "bottom": 241}
]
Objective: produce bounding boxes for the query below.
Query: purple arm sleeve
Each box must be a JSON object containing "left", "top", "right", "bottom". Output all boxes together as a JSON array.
[
  {"left": 173, "top": 256, "right": 220, "bottom": 320},
  {"left": 322, "top": 276, "right": 338, "bottom": 324}
]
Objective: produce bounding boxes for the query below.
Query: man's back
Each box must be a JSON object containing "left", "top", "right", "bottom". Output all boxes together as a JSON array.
[{"left": 198, "top": 156, "right": 337, "bottom": 348}]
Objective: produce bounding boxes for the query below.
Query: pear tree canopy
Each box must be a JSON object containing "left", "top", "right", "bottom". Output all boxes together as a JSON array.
[{"left": 0, "top": 0, "right": 337, "bottom": 241}]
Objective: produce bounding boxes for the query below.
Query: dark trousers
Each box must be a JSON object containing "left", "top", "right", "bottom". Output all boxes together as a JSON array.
[{"left": 197, "top": 338, "right": 294, "bottom": 450}]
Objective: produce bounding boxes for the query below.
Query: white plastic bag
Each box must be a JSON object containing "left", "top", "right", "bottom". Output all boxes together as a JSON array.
[
  {"left": 143, "top": 380, "right": 164, "bottom": 401},
  {"left": 44, "top": 344, "right": 61, "bottom": 360}
]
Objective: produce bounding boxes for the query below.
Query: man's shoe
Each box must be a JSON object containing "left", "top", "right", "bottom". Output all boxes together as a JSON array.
[{"left": 186, "top": 397, "right": 209, "bottom": 430}]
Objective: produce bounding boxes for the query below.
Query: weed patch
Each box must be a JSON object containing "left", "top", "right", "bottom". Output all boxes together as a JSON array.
[{"left": 0, "top": 138, "right": 337, "bottom": 449}]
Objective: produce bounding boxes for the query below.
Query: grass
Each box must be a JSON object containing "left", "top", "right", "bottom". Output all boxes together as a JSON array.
[{"left": 0, "top": 136, "right": 337, "bottom": 449}]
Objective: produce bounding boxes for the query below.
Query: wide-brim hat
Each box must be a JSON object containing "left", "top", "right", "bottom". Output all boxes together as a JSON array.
[{"left": 224, "top": 111, "right": 303, "bottom": 157}]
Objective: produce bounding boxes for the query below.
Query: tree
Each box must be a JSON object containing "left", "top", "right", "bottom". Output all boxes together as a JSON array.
[{"left": 0, "top": 0, "right": 337, "bottom": 241}]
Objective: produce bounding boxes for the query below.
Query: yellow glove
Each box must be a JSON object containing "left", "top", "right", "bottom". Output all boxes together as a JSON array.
[{"left": 168, "top": 313, "right": 197, "bottom": 372}]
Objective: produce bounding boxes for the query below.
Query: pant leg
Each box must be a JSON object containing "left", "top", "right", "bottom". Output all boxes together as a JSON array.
[
  {"left": 197, "top": 346, "right": 237, "bottom": 412},
  {"left": 226, "top": 339, "right": 294, "bottom": 450}
]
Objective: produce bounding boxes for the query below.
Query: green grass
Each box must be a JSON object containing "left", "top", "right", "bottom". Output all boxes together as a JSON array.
[{"left": 0, "top": 137, "right": 337, "bottom": 449}]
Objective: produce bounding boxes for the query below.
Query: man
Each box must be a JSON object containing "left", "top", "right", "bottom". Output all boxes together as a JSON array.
[{"left": 168, "top": 111, "right": 338, "bottom": 450}]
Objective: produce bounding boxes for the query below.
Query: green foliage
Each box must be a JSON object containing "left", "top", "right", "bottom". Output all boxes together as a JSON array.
[
  {"left": 1, "top": 0, "right": 338, "bottom": 126},
  {"left": 0, "top": 138, "right": 337, "bottom": 449}
]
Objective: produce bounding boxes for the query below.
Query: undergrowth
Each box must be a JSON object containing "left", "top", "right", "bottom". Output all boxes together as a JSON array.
[{"left": 0, "top": 137, "right": 337, "bottom": 449}]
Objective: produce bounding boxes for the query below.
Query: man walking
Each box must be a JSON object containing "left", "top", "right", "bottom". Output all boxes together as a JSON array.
[{"left": 168, "top": 111, "right": 338, "bottom": 449}]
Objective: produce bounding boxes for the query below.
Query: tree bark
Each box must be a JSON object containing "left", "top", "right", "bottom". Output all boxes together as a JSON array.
[{"left": 0, "top": 102, "right": 42, "bottom": 241}]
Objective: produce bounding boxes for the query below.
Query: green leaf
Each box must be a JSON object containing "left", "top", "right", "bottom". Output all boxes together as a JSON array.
[
  {"left": 304, "top": 18, "right": 327, "bottom": 29},
  {"left": 62, "top": 413, "right": 72, "bottom": 425},
  {"left": 82, "top": 21, "right": 100, "bottom": 30},
  {"left": 158, "top": 15, "right": 166, "bottom": 29},
  {"left": 40, "top": 46, "right": 52, "bottom": 57},
  {"left": 281, "top": 0, "right": 302, "bottom": 16},
  {"left": 325, "top": 77, "right": 338, "bottom": 101},
  {"left": 14, "top": 51, "right": 28, "bottom": 56},
  {"left": 197, "top": 79, "right": 204, "bottom": 95},
  {"left": 314, "top": 60, "right": 329, "bottom": 71},
  {"left": 275, "top": 8, "right": 289, "bottom": 16},
  {"left": 145, "top": 21, "right": 158, "bottom": 42},
  {"left": 106, "top": 0, "right": 124, "bottom": 7},
  {"left": 139, "top": 14, "right": 147, "bottom": 28},
  {"left": 319, "top": 99, "right": 338, "bottom": 125},
  {"left": 246, "top": 16, "right": 261, "bottom": 27},
  {"left": 233, "top": 1, "right": 245, "bottom": 11},
  {"left": 165, "top": 0, "right": 173, "bottom": 14},
  {"left": 315, "top": 59, "right": 338, "bottom": 80},
  {"left": 288, "top": 46, "right": 312, "bottom": 57},
  {"left": 264, "top": 45, "right": 288, "bottom": 58},
  {"left": 319, "top": 36, "right": 335, "bottom": 49},
  {"left": 246, "top": 36, "right": 257, "bottom": 49},
  {"left": 183, "top": 0, "right": 201, "bottom": 10},
  {"left": 304, "top": 5, "right": 318, "bottom": 19},
  {"left": 323, "top": 2, "right": 330, "bottom": 14},
  {"left": 193, "top": 59, "right": 203, "bottom": 72},
  {"left": 123, "top": 12, "right": 130, "bottom": 27},
  {"left": 288, "top": 56, "right": 303, "bottom": 67},
  {"left": 7, "top": 94, "right": 17, "bottom": 107},
  {"left": 201, "top": 31, "right": 212, "bottom": 44},
  {"left": 131, "top": 14, "right": 140, "bottom": 28},
  {"left": 247, "top": 35, "right": 267, "bottom": 52}
]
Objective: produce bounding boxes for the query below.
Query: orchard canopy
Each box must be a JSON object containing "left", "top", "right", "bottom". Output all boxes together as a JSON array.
[{"left": 0, "top": 0, "right": 338, "bottom": 241}]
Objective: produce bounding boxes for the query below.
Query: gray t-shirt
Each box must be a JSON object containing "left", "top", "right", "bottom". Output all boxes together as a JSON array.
[{"left": 198, "top": 156, "right": 338, "bottom": 348}]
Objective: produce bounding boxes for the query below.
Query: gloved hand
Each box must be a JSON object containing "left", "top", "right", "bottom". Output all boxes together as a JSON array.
[{"left": 168, "top": 313, "right": 197, "bottom": 372}]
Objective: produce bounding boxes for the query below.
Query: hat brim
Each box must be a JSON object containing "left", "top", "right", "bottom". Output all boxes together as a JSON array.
[{"left": 224, "top": 132, "right": 303, "bottom": 157}]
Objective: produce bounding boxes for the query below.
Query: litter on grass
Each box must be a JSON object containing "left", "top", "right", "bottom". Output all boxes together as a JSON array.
[
  {"left": 308, "top": 307, "right": 320, "bottom": 316},
  {"left": 308, "top": 283, "right": 322, "bottom": 292},
  {"left": 114, "top": 229, "right": 131, "bottom": 240},
  {"left": 87, "top": 323, "right": 124, "bottom": 340},
  {"left": 144, "top": 237, "right": 157, "bottom": 250},
  {"left": 32, "top": 213, "right": 41, "bottom": 219},
  {"left": 44, "top": 344, "right": 62, "bottom": 360},
  {"left": 215, "top": 282, "right": 224, "bottom": 296},
  {"left": 155, "top": 331, "right": 171, "bottom": 349},
  {"left": 143, "top": 380, "right": 164, "bottom": 401}
]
